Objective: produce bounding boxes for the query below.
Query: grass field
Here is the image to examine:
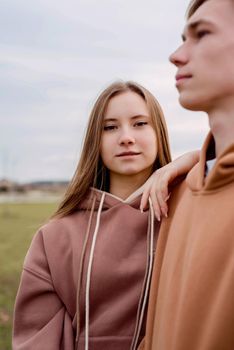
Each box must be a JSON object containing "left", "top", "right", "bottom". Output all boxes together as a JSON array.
[{"left": 0, "top": 202, "right": 57, "bottom": 350}]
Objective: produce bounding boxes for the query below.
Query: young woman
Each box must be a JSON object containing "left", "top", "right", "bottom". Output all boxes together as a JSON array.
[{"left": 13, "top": 81, "right": 198, "bottom": 350}]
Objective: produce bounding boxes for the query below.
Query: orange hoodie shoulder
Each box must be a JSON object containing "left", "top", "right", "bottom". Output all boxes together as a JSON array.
[{"left": 142, "top": 134, "right": 234, "bottom": 350}]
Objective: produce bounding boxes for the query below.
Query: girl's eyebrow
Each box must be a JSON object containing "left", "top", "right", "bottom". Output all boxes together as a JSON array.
[
  {"left": 131, "top": 114, "right": 150, "bottom": 119},
  {"left": 104, "top": 114, "right": 149, "bottom": 122},
  {"left": 103, "top": 118, "right": 118, "bottom": 122}
]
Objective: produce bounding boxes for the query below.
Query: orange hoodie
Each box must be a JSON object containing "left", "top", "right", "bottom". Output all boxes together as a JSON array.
[
  {"left": 140, "top": 133, "right": 234, "bottom": 350},
  {"left": 13, "top": 187, "right": 159, "bottom": 350}
]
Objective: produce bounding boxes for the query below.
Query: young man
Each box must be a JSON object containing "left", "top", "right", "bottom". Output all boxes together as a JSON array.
[{"left": 140, "top": 0, "right": 234, "bottom": 349}]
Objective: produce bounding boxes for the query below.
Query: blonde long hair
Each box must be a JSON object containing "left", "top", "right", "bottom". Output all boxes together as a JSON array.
[{"left": 53, "top": 81, "right": 171, "bottom": 218}]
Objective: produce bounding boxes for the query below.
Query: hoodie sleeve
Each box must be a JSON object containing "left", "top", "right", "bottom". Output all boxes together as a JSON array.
[{"left": 12, "top": 230, "right": 75, "bottom": 350}]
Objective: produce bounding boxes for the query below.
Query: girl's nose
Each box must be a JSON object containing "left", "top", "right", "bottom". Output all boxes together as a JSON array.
[{"left": 118, "top": 129, "right": 135, "bottom": 145}]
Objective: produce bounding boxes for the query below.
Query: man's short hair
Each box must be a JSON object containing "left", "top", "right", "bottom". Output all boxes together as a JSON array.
[
  {"left": 187, "top": 0, "right": 234, "bottom": 18},
  {"left": 187, "top": 0, "right": 208, "bottom": 18}
]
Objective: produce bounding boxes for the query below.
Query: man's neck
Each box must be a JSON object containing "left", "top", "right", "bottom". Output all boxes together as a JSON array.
[{"left": 208, "top": 107, "right": 234, "bottom": 157}]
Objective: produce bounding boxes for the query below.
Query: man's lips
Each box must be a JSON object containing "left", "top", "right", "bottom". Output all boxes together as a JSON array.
[
  {"left": 116, "top": 151, "right": 141, "bottom": 157},
  {"left": 175, "top": 74, "right": 192, "bottom": 82}
]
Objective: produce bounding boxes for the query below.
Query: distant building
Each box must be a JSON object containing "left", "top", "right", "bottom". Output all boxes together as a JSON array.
[
  {"left": 0, "top": 179, "right": 16, "bottom": 192},
  {"left": 0, "top": 178, "right": 68, "bottom": 194}
]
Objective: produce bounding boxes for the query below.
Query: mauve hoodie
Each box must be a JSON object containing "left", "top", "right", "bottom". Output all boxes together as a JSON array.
[{"left": 13, "top": 187, "right": 159, "bottom": 350}]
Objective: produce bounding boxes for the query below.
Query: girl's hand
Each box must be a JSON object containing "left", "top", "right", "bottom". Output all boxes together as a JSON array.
[{"left": 140, "top": 150, "right": 200, "bottom": 221}]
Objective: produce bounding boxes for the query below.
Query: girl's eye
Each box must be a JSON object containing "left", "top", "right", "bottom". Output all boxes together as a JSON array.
[
  {"left": 103, "top": 125, "right": 117, "bottom": 131},
  {"left": 196, "top": 30, "right": 210, "bottom": 39},
  {"left": 135, "top": 121, "right": 148, "bottom": 127}
]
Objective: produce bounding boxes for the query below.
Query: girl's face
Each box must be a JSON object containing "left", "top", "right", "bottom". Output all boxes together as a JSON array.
[{"left": 100, "top": 91, "right": 158, "bottom": 184}]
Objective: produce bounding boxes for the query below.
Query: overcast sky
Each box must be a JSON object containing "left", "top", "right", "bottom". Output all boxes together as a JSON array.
[{"left": 0, "top": 0, "right": 209, "bottom": 182}]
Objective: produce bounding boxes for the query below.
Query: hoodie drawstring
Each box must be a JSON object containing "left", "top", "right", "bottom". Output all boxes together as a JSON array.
[
  {"left": 130, "top": 197, "right": 155, "bottom": 350},
  {"left": 75, "top": 195, "right": 97, "bottom": 347},
  {"left": 85, "top": 192, "right": 105, "bottom": 350}
]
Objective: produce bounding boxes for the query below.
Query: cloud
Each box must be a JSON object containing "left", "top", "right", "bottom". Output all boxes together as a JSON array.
[{"left": 0, "top": 0, "right": 209, "bottom": 182}]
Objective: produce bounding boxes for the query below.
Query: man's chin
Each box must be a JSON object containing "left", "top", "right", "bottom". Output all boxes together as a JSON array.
[{"left": 179, "top": 95, "right": 204, "bottom": 111}]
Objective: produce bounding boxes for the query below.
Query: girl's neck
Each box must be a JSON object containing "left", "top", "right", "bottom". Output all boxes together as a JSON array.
[{"left": 109, "top": 169, "right": 152, "bottom": 200}]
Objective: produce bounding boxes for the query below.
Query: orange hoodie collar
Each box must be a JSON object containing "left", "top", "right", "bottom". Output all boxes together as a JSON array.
[{"left": 186, "top": 132, "right": 234, "bottom": 193}]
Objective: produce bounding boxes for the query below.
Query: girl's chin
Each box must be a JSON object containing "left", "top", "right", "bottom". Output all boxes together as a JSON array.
[{"left": 110, "top": 167, "right": 151, "bottom": 180}]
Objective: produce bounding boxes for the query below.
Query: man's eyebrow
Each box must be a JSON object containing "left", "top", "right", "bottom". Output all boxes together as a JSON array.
[{"left": 181, "top": 19, "right": 213, "bottom": 41}]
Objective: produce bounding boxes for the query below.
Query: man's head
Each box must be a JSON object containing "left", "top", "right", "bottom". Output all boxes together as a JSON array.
[{"left": 170, "top": 0, "right": 234, "bottom": 113}]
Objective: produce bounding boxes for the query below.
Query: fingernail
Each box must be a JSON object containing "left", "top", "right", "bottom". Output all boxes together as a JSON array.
[
  {"left": 165, "top": 194, "right": 171, "bottom": 202},
  {"left": 156, "top": 214, "right": 161, "bottom": 222},
  {"left": 140, "top": 206, "right": 144, "bottom": 214}
]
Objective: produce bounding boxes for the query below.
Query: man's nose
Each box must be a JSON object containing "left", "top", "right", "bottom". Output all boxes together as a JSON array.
[{"left": 169, "top": 44, "right": 188, "bottom": 67}]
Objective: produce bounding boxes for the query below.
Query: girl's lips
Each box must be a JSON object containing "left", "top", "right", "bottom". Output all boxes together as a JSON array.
[{"left": 116, "top": 152, "right": 141, "bottom": 157}]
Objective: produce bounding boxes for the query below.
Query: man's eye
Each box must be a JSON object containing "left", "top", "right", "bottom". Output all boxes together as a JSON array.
[
  {"left": 103, "top": 125, "right": 117, "bottom": 131},
  {"left": 197, "top": 30, "right": 210, "bottom": 39}
]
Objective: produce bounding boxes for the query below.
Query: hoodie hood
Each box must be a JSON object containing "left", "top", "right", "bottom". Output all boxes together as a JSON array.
[
  {"left": 186, "top": 132, "right": 234, "bottom": 193},
  {"left": 78, "top": 184, "right": 148, "bottom": 212}
]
